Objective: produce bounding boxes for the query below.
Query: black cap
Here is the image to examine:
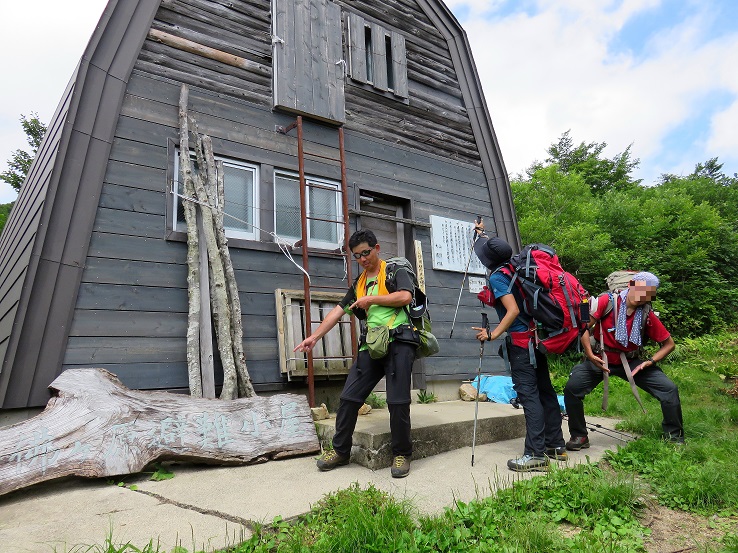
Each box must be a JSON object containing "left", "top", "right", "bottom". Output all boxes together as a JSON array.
[{"left": 474, "top": 237, "right": 513, "bottom": 270}]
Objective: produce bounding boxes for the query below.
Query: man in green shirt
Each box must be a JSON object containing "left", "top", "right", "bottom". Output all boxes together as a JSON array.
[{"left": 294, "top": 229, "right": 417, "bottom": 477}]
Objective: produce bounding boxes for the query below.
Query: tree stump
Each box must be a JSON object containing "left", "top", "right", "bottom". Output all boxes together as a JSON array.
[{"left": 0, "top": 369, "right": 319, "bottom": 497}]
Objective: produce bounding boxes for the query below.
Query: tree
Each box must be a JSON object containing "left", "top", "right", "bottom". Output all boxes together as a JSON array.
[
  {"left": 0, "top": 202, "right": 13, "bottom": 235},
  {"left": 527, "top": 130, "right": 642, "bottom": 194},
  {"left": 0, "top": 113, "right": 47, "bottom": 193}
]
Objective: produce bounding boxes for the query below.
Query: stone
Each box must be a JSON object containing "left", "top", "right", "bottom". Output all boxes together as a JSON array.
[
  {"left": 459, "top": 383, "right": 487, "bottom": 402},
  {"left": 358, "top": 403, "right": 372, "bottom": 415},
  {"left": 310, "top": 403, "right": 329, "bottom": 421}
]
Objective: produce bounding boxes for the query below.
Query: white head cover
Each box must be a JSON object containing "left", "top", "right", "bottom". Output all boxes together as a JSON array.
[{"left": 632, "top": 271, "right": 660, "bottom": 288}]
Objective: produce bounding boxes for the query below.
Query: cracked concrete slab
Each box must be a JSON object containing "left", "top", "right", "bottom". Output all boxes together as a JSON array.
[{"left": 0, "top": 400, "right": 626, "bottom": 552}]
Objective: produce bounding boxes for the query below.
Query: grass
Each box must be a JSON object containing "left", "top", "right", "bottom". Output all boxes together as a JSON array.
[{"left": 58, "top": 331, "right": 738, "bottom": 553}]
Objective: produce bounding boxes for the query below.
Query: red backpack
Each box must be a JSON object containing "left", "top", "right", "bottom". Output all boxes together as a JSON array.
[{"left": 480, "top": 244, "right": 589, "bottom": 355}]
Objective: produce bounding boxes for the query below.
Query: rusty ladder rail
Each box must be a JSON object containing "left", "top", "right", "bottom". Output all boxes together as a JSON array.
[{"left": 278, "top": 116, "right": 356, "bottom": 407}]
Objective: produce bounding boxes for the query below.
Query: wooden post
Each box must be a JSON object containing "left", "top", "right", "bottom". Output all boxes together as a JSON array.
[
  {"left": 178, "top": 84, "right": 203, "bottom": 398},
  {"left": 197, "top": 209, "right": 216, "bottom": 399}
]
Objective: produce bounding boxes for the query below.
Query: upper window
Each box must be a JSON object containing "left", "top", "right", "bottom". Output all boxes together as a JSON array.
[
  {"left": 274, "top": 170, "right": 342, "bottom": 250},
  {"left": 347, "top": 13, "right": 408, "bottom": 99},
  {"left": 174, "top": 154, "right": 259, "bottom": 241}
]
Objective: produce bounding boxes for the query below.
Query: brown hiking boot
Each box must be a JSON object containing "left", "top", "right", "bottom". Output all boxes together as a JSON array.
[
  {"left": 316, "top": 450, "right": 349, "bottom": 471},
  {"left": 565, "top": 436, "right": 590, "bottom": 451},
  {"left": 391, "top": 455, "right": 411, "bottom": 478},
  {"left": 545, "top": 446, "right": 568, "bottom": 461}
]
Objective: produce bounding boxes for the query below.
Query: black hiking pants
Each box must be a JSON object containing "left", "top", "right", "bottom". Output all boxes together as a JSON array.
[
  {"left": 332, "top": 340, "right": 416, "bottom": 458},
  {"left": 564, "top": 358, "right": 684, "bottom": 440},
  {"left": 508, "top": 343, "right": 565, "bottom": 456}
]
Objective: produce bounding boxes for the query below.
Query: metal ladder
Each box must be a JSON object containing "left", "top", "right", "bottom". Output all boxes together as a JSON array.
[{"left": 277, "top": 115, "right": 357, "bottom": 407}]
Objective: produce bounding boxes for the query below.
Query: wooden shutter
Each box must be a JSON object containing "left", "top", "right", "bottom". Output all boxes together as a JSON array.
[
  {"left": 391, "top": 31, "right": 408, "bottom": 98},
  {"left": 371, "top": 23, "right": 388, "bottom": 91},
  {"left": 347, "top": 13, "right": 367, "bottom": 83},
  {"left": 272, "top": 0, "right": 345, "bottom": 124}
]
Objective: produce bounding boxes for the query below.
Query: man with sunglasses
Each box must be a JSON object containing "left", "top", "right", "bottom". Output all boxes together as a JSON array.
[
  {"left": 564, "top": 271, "right": 684, "bottom": 450},
  {"left": 294, "top": 229, "right": 417, "bottom": 477}
]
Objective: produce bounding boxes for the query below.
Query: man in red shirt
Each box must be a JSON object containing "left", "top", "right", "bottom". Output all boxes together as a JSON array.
[{"left": 564, "top": 272, "right": 684, "bottom": 450}]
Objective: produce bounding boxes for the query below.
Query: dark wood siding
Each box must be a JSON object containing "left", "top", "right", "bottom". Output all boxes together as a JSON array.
[{"left": 65, "top": 59, "right": 504, "bottom": 391}]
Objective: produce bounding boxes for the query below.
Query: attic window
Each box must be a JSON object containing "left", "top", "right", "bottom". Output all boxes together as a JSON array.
[{"left": 347, "top": 13, "right": 408, "bottom": 99}]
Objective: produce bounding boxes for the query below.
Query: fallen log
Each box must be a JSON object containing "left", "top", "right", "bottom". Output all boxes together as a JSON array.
[{"left": 0, "top": 369, "right": 319, "bottom": 497}]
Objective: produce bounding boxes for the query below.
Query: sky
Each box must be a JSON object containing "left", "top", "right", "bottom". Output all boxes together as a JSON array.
[{"left": 1, "top": 0, "right": 737, "bottom": 204}]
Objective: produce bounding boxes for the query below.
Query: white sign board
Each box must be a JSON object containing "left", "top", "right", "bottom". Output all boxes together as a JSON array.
[
  {"left": 429, "top": 215, "right": 487, "bottom": 275},
  {"left": 468, "top": 276, "right": 487, "bottom": 294}
]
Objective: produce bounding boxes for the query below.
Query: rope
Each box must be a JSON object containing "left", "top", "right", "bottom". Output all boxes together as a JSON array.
[{"left": 173, "top": 188, "right": 312, "bottom": 285}]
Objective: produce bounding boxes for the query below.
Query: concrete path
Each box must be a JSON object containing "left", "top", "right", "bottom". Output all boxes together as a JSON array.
[{"left": 0, "top": 402, "right": 627, "bottom": 553}]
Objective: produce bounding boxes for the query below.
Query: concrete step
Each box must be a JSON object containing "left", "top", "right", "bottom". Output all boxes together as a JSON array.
[{"left": 315, "top": 400, "right": 526, "bottom": 470}]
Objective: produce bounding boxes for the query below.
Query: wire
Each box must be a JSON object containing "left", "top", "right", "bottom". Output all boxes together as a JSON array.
[{"left": 173, "top": 188, "right": 312, "bottom": 285}]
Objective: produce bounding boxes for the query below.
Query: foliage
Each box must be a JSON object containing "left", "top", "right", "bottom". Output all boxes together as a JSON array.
[
  {"left": 365, "top": 392, "right": 386, "bottom": 409},
  {"left": 512, "top": 135, "right": 738, "bottom": 337},
  {"left": 0, "top": 113, "right": 47, "bottom": 193},
  {"left": 416, "top": 389, "right": 437, "bottom": 403},
  {"left": 0, "top": 201, "right": 13, "bottom": 236},
  {"left": 526, "top": 130, "right": 641, "bottom": 194},
  {"left": 149, "top": 463, "right": 175, "bottom": 481}
]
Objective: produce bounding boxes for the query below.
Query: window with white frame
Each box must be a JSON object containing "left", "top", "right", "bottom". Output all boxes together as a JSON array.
[
  {"left": 274, "top": 170, "right": 342, "bottom": 249},
  {"left": 174, "top": 153, "right": 259, "bottom": 241}
]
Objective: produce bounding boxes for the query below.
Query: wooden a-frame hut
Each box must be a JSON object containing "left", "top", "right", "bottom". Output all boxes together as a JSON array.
[{"left": 0, "top": 0, "right": 519, "bottom": 410}]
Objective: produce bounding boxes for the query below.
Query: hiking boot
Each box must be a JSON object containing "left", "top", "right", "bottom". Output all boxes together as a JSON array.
[
  {"left": 391, "top": 455, "right": 411, "bottom": 478},
  {"left": 565, "top": 436, "right": 590, "bottom": 451},
  {"left": 665, "top": 434, "right": 685, "bottom": 445},
  {"left": 507, "top": 454, "right": 549, "bottom": 472},
  {"left": 316, "top": 450, "right": 349, "bottom": 471},
  {"left": 545, "top": 446, "right": 568, "bottom": 461}
]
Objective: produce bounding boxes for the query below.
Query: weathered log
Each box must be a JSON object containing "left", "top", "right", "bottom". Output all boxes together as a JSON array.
[
  {"left": 204, "top": 139, "right": 255, "bottom": 398},
  {"left": 0, "top": 369, "right": 319, "bottom": 497},
  {"left": 190, "top": 131, "right": 239, "bottom": 400},
  {"left": 147, "top": 28, "right": 270, "bottom": 78},
  {"left": 178, "top": 84, "right": 203, "bottom": 398}
]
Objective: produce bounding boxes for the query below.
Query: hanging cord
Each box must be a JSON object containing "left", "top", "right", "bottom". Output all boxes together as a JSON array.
[{"left": 172, "top": 187, "right": 312, "bottom": 285}]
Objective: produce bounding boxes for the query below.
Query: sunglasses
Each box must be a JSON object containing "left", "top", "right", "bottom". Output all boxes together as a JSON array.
[{"left": 352, "top": 248, "right": 374, "bottom": 259}]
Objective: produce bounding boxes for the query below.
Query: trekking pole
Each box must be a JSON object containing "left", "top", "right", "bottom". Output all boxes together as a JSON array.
[
  {"left": 449, "top": 216, "right": 482, "bottom": 339},
  {"left": 471, "top": 311, "right": 490, "bottom": 466}
]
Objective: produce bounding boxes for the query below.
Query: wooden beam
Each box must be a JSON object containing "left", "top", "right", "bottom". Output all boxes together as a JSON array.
[{"left": 147, "top": 28, "right": 270, "bottom": 77}]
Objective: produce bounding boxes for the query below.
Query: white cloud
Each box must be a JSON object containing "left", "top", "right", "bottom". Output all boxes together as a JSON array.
[
  {"left": 451, "top": 0, "right": 738, "bottom": 184},
  {"left": 0, "top": 0, "right": 107, "bottom": 204}
]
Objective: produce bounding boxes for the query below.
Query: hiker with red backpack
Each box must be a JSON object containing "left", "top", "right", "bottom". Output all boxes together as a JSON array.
[
  {"left": 564, "top": 271, "right": 684, "bottom": 450},
  {"left": 471, "top": 224, "right": 568, "bottom": 472}
]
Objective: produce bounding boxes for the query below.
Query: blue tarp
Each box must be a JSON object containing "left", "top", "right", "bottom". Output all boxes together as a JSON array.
[{"left": 471, "top": 375, "right": 566, "bottom": 412}]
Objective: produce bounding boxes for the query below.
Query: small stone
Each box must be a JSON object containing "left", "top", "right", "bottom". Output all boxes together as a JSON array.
[
  {"left": 310, "top": 403, "right": 329, "bottom": 421},
  {"left": 358, "top": 403, "right": 372, "bottom": 415},
  {"left": 459, "top": 383, "right": 486, "bottom": 402}
]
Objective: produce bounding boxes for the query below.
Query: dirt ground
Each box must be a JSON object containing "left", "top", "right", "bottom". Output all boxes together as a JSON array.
[{"left": 641, "top": 503, "right": 738, "bottom": 553}]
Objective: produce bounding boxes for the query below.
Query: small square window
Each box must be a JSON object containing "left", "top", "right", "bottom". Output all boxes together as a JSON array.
[
  {"left": 174, "top": 153, "right": 259, "bottom": 241},
  {"left": 274, "top": 171, "right": 342, "bottom": 249}
]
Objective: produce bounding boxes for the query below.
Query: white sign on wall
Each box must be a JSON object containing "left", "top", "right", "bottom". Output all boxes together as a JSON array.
[
  {"left": 468, "top": 276, "right": 487, "bottom": 294},
  {"left": 429, "top": 215, "right": 487, "bottom": 275}
]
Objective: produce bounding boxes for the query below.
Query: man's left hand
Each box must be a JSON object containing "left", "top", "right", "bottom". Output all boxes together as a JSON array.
[{"left": 631, "top": 360, "right": 653, "bottom": 377}]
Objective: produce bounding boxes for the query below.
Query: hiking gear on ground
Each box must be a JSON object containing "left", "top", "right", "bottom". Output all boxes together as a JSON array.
[
  {"left": 385, "top": 257, "right": 439, "bottom": 358},
  {"left": 565, "top": 436, "right": 590, "bottom": 451},
  {"left": 473, "top": 236, "right": 514, "bottom": 271},
  {"left": 545, "top": 446, "right": 568, "bottom": 461},
  {"left": 450, "top": 217, "right": 483, "bottom": 339},
  {"left": 471, "top": 311, "right": 489, "bottom": 467},
  {"left": 507, "top": 454, "right": 549, "bottom": 472},
  {"left": 391, "top": 455, "right": 411, "bottom": 478},
  {"left": 498, "top": 243, "right": 589, "bottom": 356},
  {"left": 316, "top": 450, "right": 350, "bottom": 471}
]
